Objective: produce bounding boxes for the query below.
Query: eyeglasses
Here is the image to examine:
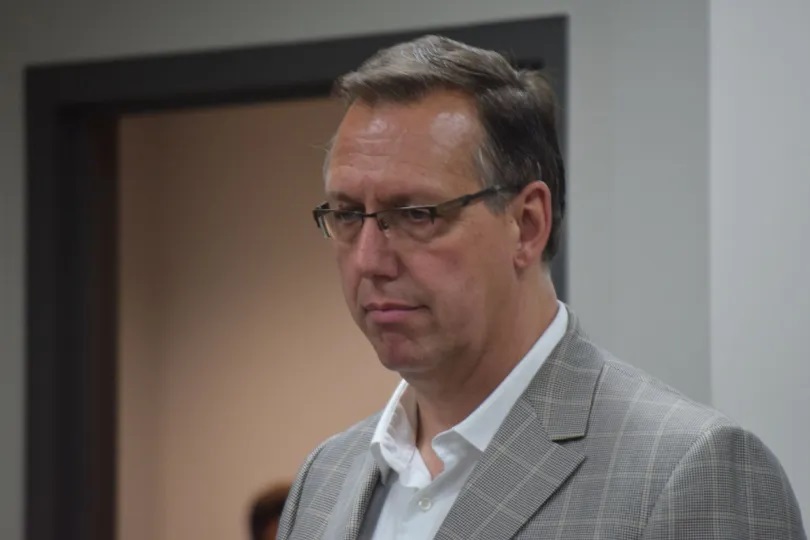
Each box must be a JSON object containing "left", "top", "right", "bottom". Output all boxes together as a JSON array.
[{"left": 312, "top": 185, "right": 516, "bottom": 243}]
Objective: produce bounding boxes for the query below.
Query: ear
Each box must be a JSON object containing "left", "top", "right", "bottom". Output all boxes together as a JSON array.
[{"left": 512, "top": 181, "right": 552, "bottom": 270}]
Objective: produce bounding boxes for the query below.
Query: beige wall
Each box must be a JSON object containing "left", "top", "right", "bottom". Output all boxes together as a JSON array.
[{"left": 118, "top": 98, "right": 400, "bottom": 540}]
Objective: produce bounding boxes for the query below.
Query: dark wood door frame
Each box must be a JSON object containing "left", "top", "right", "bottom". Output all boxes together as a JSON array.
[{"left": 25, "top": 16, "right": 567, "bottom": 540}]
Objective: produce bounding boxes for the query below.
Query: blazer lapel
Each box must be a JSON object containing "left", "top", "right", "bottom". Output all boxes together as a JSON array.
[
  {"left": 435, "top": 399, "right": 584, "bottom": 540},
  {"left": 435, "top": 310, "right": 605, "bottom": 540},
  {"left": 320, "top": 451, "right": 381, "bottom": 540}
]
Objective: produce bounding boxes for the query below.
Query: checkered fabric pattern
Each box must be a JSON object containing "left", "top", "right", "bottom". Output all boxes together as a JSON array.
[{"left": 278, "top": 310, "right": 806, "bottom": 539}]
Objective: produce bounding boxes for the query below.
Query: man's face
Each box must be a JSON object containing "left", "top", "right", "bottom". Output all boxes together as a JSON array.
[{"left": 325, "top": 91, "right": 519, "bottom": 376}]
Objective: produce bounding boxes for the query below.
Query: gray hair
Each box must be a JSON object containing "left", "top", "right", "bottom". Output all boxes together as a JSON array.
[{"left": 330, "top": 35, "right": 565, "bottom": 261}]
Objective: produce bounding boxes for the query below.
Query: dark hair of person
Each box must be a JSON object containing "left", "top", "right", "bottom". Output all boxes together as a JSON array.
[
  {"left": 249, "top": 483, "right": 290, "bottom": 540},
  {"left": 332, "top": 35, "right": 566, "bottom": 261}
]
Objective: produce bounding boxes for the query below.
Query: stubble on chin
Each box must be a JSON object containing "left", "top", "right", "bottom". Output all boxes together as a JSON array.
[{"left": 369, "top": 330, "right": 422, "bottom": 372}]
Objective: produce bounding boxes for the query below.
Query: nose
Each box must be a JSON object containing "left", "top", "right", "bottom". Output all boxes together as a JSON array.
[{"left": 351, "top": 215, "right": 399, "bottom": 279}]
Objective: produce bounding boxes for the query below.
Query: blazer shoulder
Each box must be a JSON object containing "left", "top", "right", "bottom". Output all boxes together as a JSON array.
[
  {"left": 642, "top": 423, "right": 807, "bottom": 538},
  {"left": 316, "top": 410, "right": 382, "bottom": 459},
  {"left": 277, "top": 411, "right": 383, "bottom": 539},
  {"left": 592, "top": 353, "right": 736, "bottom": 441}
]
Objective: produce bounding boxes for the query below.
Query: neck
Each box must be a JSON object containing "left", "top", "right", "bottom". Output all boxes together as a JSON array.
[{"left": 409, "top": 269, "right": 558, "bottom": 447}]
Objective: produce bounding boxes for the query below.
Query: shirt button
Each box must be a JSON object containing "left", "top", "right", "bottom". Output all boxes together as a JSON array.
[{"left": 417, "top": 498, "right": 432, "bottom": 511}]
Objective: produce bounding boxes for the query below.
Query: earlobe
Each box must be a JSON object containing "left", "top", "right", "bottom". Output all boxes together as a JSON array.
[{"left": 507, "top": 207, "right": 530, "bottom": 269}]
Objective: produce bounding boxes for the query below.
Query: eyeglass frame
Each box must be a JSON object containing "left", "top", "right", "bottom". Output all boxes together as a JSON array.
[{"left": 312, "top": 184, "right": 521, "bottom": 241}]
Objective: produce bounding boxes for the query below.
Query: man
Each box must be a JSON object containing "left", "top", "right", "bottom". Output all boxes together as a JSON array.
[{"left": 278, "top": 35, "right": 806, "bottom": 539}]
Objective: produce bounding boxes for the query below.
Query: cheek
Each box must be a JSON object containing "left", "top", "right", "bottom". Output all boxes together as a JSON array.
[
  {"left": 409, "top": 248, "right": 481, "bottom": 318},
  {"left": 417, "top": 232, "right": 512, "bottom": 320},
  {"left": 335, "top": 251, "right": 361, "bottom": 307}
]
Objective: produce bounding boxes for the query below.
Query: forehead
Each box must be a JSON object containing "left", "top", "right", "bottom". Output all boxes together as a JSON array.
[{"left": 326, "top": 91, "right": 482, "bottom": 199}]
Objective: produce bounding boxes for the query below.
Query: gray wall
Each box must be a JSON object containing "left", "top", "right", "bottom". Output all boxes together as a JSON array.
[
  {"left": 0, "top": 1, "right": 715, "bottom": 537},
  {"left": 710, "top": 0, "right": 810, "bottom": 521}
]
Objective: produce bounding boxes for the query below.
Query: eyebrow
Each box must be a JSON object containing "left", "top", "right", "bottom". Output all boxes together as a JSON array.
[
  {"left": 325, "top": 189, "right": 448, "bottom": 208},
  {"left": 326, "top": 192, "right": 360, "bottom": 205}
]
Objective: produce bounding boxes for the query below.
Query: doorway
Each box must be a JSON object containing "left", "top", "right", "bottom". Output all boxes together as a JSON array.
[
  {"left": 25, "top": 16, "right": 567, "bottom": 540},
  {"left": 118, "top": 97, "right": 403, "bottom": 539}
]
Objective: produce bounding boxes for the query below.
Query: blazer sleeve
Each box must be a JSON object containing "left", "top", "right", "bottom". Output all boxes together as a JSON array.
[
  {"left": 276, "top": 440, "right": 329, "bottom": 540},
  {"left": 642, "top": 424, "right": 806, "bottom": 539}
]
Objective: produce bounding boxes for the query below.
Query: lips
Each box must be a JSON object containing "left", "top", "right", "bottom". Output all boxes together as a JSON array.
[
  {"left": 364, "top": 301, "right": 417, "bottom": 311},
  {"left": 363, "top": 301, "right": 422, "bottom": 324}
]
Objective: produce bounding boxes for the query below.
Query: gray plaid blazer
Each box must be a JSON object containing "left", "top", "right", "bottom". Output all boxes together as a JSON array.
[{"left": 278, "top": 311, "right": 806, "bottom": 539}]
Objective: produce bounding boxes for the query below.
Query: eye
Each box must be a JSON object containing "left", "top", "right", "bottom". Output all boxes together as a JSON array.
[
  {"left": 332, "top": 210, "right": 363, "bottom": 224},
  {"left": 401, "top": 208, "right": 434, "bottom": 223}
]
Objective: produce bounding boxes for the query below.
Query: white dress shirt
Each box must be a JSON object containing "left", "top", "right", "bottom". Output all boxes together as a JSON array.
[{"left": 368, "top": 302, "right": 568, "bottom": 539}]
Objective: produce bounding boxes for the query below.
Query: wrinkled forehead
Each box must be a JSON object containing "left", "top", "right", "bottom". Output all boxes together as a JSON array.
[{"left": 325, "top": 92, "right": 484, "bottom": 198}]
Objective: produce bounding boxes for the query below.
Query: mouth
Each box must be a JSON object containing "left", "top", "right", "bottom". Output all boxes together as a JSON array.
[{"left": 363, "top": 302, "right": 423, "bottom": 324}]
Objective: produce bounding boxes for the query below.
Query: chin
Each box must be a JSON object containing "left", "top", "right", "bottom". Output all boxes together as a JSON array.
[{"left": 372, "top": 336, "right": 431, "bottom": 374}]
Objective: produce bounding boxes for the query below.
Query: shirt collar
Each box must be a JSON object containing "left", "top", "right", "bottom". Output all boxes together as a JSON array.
[
  {"left": 370, "top": 380, "right": 415, "bottom": 482},
  {"left": 454, "top": 301, "right": 568, "bottom": 451},
  {"left": 370, "top": 302, "right": 569, "bottom": 474}
]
